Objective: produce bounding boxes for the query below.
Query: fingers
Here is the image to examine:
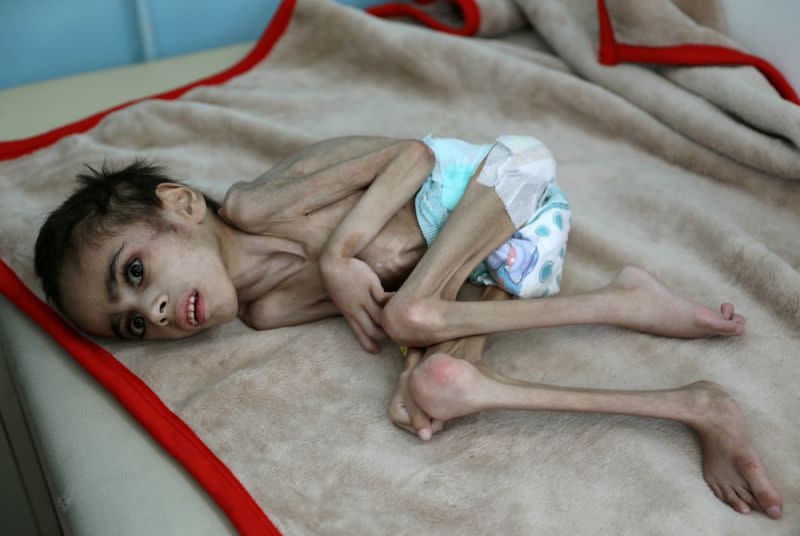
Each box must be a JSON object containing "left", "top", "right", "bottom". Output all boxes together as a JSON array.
[
  {"left": 356, "top": 308, "right": 387, "bottom": 349},
  {"left": 346, "top": 299, "right": 389, "bottom": 352},
  {"left": 362, "top": 300, "right": 387, "bottom": 341},
  {"left": 370, "top": 285, "right": 394, "bottom": 306},
  {"left": 349, "top": 285, "right": 394, "bottom": 353},
  {"left": 346, "top": 316, "right": 380, "bottom": 354}
]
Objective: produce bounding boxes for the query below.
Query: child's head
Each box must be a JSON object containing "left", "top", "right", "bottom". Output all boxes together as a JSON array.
[{"left": 35, "top": 161, "right": 240, "bottom": 340}]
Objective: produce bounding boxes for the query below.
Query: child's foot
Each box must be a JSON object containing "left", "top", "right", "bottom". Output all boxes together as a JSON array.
[
  {"left": 410, "top": 355, "right": 784, "bottom": 518},
  {"left": 685, "top": 381, "right": 783, "bottom": 518},
  {"left": 607, "top": 266, "right": 745, "bottom": 338},
  {"left": 408, "top": 352, "right": 485, "bottom": 422}
]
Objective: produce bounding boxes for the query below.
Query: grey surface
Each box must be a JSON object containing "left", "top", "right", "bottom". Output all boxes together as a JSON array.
[
  {"left": 0, "top": 341, "right": 61, "bottom": 535},
  {"left": 0, "top": 295, "right": 237, "bottom": 535},
  {"left": 0, "top": 411, "right": 40, "bottom": 535},
  {"left": 0, "top": 41, "right": 251, "bottom": 536}
]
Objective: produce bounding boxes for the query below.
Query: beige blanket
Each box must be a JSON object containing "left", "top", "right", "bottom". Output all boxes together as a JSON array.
[{"left": 2, "top": 0, "right": 799, "bottom": 533}]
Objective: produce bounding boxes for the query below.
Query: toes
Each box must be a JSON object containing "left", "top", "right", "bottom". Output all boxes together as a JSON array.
[
  {"left": 701, "top": 313, "right": 740, "bottom": 335},
  {"left": 735, "top": 486, "right": 761, "bottom": 513},
  {"left": 756, "top": 489, "right": 783, "bottom": 519},
  {"left": 708, "top": 481, "right": 724, "bottom": 503},
  {"left": 389, "top": 407, "right": 419, "bottom": 437},
  {"left": 765, "top": 505, "right": 783, "bottom": 519},
  {"left": 731, "top": 312, "right": 746, "bottom": 335},
  {"left": 741, "top": 464, "right": 783, "bottom": 518},
  {"left": 720, "top": 303, "right": 734, "bottom": 320},
  {"left": 410, "top": 413, "right": 432, "bottom": 441},
  {"left": 723, "top": 486, "right": 750, "bottom": 514}
]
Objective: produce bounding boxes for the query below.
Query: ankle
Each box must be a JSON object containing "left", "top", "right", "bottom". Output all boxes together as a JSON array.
[{"left": 680, "top": 381, "right": 736, "bottom": 429}]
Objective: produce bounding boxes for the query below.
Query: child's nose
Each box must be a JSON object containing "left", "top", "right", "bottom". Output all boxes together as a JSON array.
[{"left": 147, "top": 294, "right": 169, "bottom": 326}]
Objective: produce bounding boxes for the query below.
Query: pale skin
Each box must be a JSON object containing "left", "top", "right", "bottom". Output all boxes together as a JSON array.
[{"left": 60, "top": 136, "right": 783, "bottom": 518}]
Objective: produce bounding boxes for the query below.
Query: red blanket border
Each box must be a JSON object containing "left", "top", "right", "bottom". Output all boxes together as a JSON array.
[
  {"left": 0, "top": 262, "right": 280, "bottom": 535},
  {"left": 596, "top": 0, "right": 799, "bottom": 105},
  {"left": 1, "top": 1, "right": 797, "bottom": 535},
  {"left": 366, "top": 0, "right": 480, "bottom": 36}
]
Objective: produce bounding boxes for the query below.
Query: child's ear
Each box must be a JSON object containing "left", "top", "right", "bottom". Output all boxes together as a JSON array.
[{"left": 155, "top": 183, "right": 207, "bottom": 222}]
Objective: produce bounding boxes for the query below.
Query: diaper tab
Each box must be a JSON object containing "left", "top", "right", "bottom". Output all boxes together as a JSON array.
[{"left": 477, "top": 136, "right": 556, "bottom": 228}]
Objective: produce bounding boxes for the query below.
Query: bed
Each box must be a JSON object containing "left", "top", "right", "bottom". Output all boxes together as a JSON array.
[
  {"left": 1, "top": 1, "right": 798, "bottom": 534},
  {"left": 0, "top": 43, "right": 249, "bottom": 535}
]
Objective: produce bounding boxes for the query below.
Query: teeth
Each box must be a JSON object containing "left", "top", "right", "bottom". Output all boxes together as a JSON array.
[{"left": 188, "top": 292, "right": 198, "bottom": 326}]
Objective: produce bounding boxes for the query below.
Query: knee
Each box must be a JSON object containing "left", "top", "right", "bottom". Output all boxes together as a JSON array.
[{"left": 381, "top": 296, "right": 439, "bottom": 347}]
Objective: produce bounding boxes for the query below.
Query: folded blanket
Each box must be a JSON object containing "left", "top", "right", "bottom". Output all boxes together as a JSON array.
[{"left": 1, "top": 0, "right": 798, "bottom": 534}]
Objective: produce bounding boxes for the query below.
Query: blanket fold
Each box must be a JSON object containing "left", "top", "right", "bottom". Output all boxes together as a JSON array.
[{"left": 478, "top": 0, "right": 800, "bottom": 177}]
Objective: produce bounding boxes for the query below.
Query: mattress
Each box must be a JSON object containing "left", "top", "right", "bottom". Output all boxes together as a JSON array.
[{"left": 0, "top": 43, "right": 250, "bottom": 536}]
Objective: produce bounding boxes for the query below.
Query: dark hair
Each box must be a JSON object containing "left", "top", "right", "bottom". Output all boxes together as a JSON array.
[{"left": 34, "top": 160, "right": 220, "bottom": 311}]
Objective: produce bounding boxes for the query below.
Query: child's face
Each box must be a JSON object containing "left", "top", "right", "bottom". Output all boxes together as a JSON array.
[{"left": 58, "top": 213, "right": 239, "bottom": 340}]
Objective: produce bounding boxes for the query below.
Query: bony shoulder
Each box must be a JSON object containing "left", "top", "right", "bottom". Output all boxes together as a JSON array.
[
  {"left": 238, "top": 296, "right": 283, "bottom": 330},
  {"left": 218, "top": 182, "right": 245, "bottom": 225}
]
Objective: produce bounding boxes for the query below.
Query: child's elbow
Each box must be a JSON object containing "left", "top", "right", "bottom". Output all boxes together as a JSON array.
[{"left": 240, "top": 298, "right": 284, "bottom": 330}]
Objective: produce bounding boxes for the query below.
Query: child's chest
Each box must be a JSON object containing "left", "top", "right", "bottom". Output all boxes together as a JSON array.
[{"left": 274, "top": 189, "right": 428, "bottom": 292}]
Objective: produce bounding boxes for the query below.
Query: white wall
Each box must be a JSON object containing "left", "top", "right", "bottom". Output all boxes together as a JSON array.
[
  {"left": 719, "top": 0, "right": 800, "bottom": 91},
  {"left": 0, "top": 0, "right": 389, "bottom": 89}
]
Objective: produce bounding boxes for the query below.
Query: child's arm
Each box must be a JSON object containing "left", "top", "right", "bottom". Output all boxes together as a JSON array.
[
  {"left": 319, "top": 141, "right": 435, "bottom": 353},
  {"left": 222, "top": 137, "right": 434, "bottom": 352},
  {"left": 219, "top": 136, "right": 411, "bottom": 234}
]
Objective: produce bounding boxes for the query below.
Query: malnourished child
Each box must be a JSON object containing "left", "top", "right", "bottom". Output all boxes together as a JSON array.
[{"left": 34, "top": 135, "right": 783, "bottom": 518}]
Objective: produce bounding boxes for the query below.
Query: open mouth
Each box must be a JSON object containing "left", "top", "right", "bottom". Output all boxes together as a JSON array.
[
  {"left": 188, "top": 291, "right": 199, "bottom": 326},
  {"left": 182, "top": 289, "right": 204, "bottom": 329}
]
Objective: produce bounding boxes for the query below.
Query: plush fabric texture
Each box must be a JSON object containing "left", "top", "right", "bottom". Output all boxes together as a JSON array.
[{"left": 1, "top": 0, "right": 799, "bottom": 533}]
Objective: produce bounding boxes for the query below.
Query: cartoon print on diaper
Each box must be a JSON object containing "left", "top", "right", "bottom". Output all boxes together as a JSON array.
[{"left": 485, "top": 231, "right": 539, "bottom": 294}]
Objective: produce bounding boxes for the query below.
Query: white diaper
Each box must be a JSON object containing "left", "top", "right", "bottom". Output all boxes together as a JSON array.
[{"left": 477, "top": 135, "right": 557, "bottom": 228}]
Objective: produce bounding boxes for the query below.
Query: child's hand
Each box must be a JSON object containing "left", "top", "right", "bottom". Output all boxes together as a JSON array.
[{"left": 321, "top": 255, "right": 393, "bottom": 353}]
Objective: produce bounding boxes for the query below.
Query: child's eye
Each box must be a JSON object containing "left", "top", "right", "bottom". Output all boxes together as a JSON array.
[
  {"left": 129, "top": 313, "right": 146, "bottom": 337},
  {"left": 126, "top": 258, "right": 144, "bottom": 285}
]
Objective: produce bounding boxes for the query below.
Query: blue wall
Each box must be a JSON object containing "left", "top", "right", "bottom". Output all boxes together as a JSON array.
[{"left": 0, "top": 0, "right": 391, "bottom": 89}]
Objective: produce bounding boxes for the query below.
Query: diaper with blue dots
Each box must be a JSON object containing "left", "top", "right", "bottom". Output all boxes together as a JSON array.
[
  {"left": 470, "top": 183, "right": 570, "bottom": 298},
  {"left": 414, "top": 135, "right": 570, "bottom": 299}
]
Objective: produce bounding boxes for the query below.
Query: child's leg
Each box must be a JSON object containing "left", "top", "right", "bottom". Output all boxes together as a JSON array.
[
  {"left": 382, "top": 166, "right": 744, "bottom": 347},
  {"left": 391, "top": 284, "right": 513, "bottom": 437},
  {"left": 390, "top": 265, "right": 746, "bottom": 347},
  {"left": 407, "top": 352, "right": 783, "bottom": 518},
  {"left": 383, "top": 143, "right": 779, "bottom": 517},
  {"left": 393, "top": 286, "right": 780, "bottom": 518}
]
